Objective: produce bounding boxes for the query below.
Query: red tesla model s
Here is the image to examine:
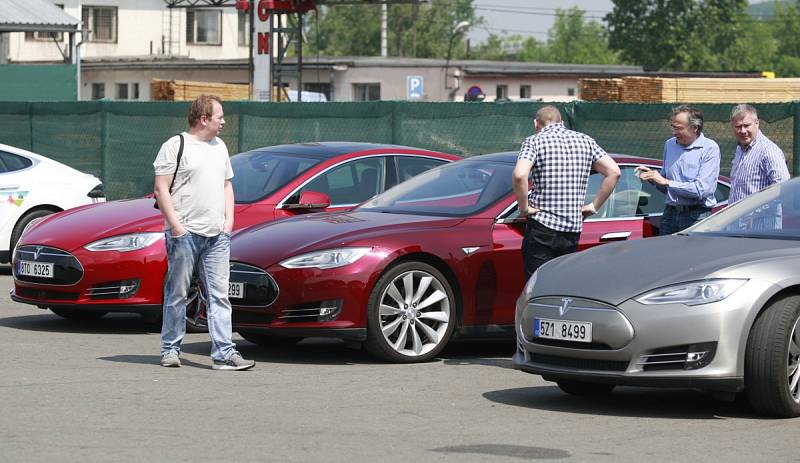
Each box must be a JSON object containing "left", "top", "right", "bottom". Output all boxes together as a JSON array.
[
  {"left": 10, "top": 142, "right": 459, "bottom": 321},
  {"left": 224, "top": 152, "right": 730, "bottom": 363}
]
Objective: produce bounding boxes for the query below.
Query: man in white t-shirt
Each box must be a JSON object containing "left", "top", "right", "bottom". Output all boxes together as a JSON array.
[{"left": 153, "top": 94, "right": 254, "bottom": 371}]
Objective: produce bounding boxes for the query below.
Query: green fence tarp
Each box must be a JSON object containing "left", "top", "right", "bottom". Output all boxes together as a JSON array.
[
  {"left": 0, "top": 64, "right": 77, "bottom": 101},
  {"left": 0, "top": 100, "right": 796, "bottom": 200}
]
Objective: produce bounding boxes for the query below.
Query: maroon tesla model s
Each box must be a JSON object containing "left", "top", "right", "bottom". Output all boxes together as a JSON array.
[
  {"left": 221, "top": 152, "right": 730, "bottom": 363},
  {"left": 11, "top": 142, "right": 458, "bottom": 322}
]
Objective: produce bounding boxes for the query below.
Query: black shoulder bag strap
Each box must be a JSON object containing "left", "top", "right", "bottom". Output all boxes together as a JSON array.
[
  {"left": 155, "top": 133, "right": 185, "bottom": 209},
  {"left": 168, "top": 133, "right": 185, "bottom": 193}
]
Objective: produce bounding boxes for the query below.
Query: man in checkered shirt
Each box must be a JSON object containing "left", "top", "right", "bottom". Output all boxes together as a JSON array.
[
  {"left": 512, "top": 106, "right": 620, "bottom": 280},
  {"left": 728, "top": 104, "right": 790, "bottom": 204}
]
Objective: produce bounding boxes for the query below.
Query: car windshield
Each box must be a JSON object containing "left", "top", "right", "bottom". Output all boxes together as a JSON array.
[
  {"left": 358, "top": 159, "right": 513, "bottom": 217},
  {"left": 689, "top": 178, "right": 800, "bottom": 240},
  {"left": 231, "top": 150, "right": 322, "bottom": 203}
]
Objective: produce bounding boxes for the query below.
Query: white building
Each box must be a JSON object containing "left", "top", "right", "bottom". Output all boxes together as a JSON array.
[{"left": 5, "top": 0, "right": 250, "bottom": 100}]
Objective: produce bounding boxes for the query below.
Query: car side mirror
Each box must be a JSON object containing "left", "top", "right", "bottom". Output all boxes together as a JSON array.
[{"left": 283, "top": 191, "right": 331, "bottom": 210}]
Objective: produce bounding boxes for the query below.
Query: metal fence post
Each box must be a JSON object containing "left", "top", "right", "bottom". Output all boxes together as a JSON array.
[
  {"left": 28, "top": 102, "right": 34, "bottom": 152},
  {"left": 238, "top": 102, "right": 245, "bottom": 154},
  {"left": 794, "top": 101, "right": 800, "bottom": 177},
  {"left": 100, "top": 100, "right": 108, "bottom": 184}
]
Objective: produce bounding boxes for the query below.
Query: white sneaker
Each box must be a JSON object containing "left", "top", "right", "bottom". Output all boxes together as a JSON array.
[
  {"left": 212, "top": 352, "right": 255, "bottom": 371},
  {"left": 160, "top": 352, "right": 181, "bottom": 368}
]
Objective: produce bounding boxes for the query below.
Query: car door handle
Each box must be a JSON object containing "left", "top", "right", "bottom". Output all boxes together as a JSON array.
[{"left": 600, "top": 231, "right": 632, "bottom": 241}]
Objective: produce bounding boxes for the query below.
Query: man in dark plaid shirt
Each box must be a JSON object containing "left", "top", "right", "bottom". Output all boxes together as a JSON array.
[{"left": 512, "top": 106, "right": 620, "bottom": 280}]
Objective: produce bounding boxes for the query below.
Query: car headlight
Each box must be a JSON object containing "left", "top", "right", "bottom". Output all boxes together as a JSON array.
[
  {"left": 84, "top": 232, "right": 163, "bottom": 252},
  {"left": 279, "top": 247, "right": 371, "bottom": 269},
  {"left": 634, "top": 279, "right": 748, "bottom": 306},
  {"left": 523, "top": 267, "right": 539, "bottom": 298}
]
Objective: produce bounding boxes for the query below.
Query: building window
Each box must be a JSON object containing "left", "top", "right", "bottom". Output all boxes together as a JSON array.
[
  {"left": 187, "top": 9, "right": 222, "bottom": 45},
  {"left": 25, "top": 30, "right": 64, "bottom": 42},
  {"left": 567, "top": 87, "right": 576, "bottom": 96},
  {"left": 238, "top": 10, "right": 250, "bottom": 47},
  {"left": 91, "top": 83, "right": 105, "bottom": 100},
  {"left": 496, "top": 85, "right": 508, "bottom": 100},
  {"left": 353, "top": 83, "right": 380, "bottom": 101},
  {"left": 82, "top": 6, "right": 117, "bottom": 42},
  {"left": 520, "top": 85, "right": 531, "bottom": 100},
  {"left": 116, "top": 83, "right": 129, "bottom": 100},
  {"left": 132, "top": 83, "right": 140, "bottom": 100},
  {"left": 26, "top": 4, "right": 64, "bottom": 41}
]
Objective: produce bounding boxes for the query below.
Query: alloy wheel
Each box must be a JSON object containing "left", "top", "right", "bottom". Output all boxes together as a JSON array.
[{"left": 377, "top": 269, "right": 451, "bottom": 358}]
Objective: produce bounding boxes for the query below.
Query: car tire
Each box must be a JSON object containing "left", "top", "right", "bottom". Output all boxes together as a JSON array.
[
  {"left": 745, "top": 294, "right": 800, "bottom": 418},
  {"left": 238, "top": 330, "right": 302, "bottom": 347},
  {"left": 556, "top": 380, "right": 615, "bottom": 396},
  {"left": 10, "top": 208, "right": 57, "bottom": 252},
  {"left": 364, "top": 261, "right": 456, "bottom": 363},
  {"left": 50, "top": 307, "right": 107, "bottom": 321}
]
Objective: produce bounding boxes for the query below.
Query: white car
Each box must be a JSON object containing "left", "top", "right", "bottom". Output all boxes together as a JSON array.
[{"left": 1, "top": 143, "right": 104, "bottom": 263}]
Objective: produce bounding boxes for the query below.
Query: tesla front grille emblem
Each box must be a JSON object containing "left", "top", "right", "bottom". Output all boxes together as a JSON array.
[
  {"left": 559, "top": 297, "right": 573, "bottom": 316},
  {"left": 462, "top": 247, "right": 480, "bottom": 255},
  {"left": 33, "top": 246, "right": 43, "bottom": 260}
]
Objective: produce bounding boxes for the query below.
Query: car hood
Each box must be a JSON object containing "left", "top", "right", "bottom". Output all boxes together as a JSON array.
[
  {"left": 533, "top": 234, "right": 800, "bottom": 306},
  {"left": 231, "top": 210, "right": 464, "bottom": 267},
  {"left": 22, "top": 198, "right": 165, "bottom": 249}
]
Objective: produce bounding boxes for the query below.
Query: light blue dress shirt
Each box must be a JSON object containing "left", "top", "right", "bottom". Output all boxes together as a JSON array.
[
  {"left": 728, "top": 131, "right": 790, "bottom": 204},
  {"left": 658, "top": 133, "right": 721, "bottom": 208}
]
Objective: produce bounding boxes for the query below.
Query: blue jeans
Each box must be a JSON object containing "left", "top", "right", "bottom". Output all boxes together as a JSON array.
[
  {"left": 161, "top": 231, "right": 236, "bottom": 362},
  {"left": 660, "top": 205, "right": 712, "bottom": 235}
]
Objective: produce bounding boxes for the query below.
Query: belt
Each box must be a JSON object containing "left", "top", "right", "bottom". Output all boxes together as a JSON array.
[{"left": 665, "top": 204, "right": 711, "bottom": 213}]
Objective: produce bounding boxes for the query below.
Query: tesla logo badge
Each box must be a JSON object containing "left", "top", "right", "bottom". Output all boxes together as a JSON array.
[
  {"left": 559, "top": 297, "right": 573, "bottom": 316},
  {"left": 462, "top": 247, "right": 480, "bottom": 255},
  {"left": 33, "top": 246, "right": 43, "bottom": 260}
]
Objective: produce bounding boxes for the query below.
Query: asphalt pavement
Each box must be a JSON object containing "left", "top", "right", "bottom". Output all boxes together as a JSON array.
[{"left": 1, "top": 267, "right": 798, "bottom": 463}]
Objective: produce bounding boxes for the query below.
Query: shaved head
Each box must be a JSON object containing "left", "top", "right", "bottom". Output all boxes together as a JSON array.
[{"left": 535, "top": 105, "right": 562, "bottom": 128}]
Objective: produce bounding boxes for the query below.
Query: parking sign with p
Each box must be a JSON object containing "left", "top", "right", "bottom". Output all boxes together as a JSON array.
[{"left": 407, "top": 76, "right": 423, "bottom": 100}]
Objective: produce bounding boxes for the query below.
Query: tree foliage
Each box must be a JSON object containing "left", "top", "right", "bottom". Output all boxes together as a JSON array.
[
  {"left": 305, "top": 0, "right": 477, "bottom": 59},
  {"left": 304, "top": 0, "right": 800, "bottom": 77},
  {"left": 606, "top": 0, "right": 752, "bottom": 71},
  {"left": 471, "top": 8, "right": 619, "bottom": 65},
  {"left": 544, "top": 7, "right": 620, "bottom": 64}
]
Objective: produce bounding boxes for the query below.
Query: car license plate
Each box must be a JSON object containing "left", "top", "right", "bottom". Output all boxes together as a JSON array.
[
  {"left": 534, "top": 318, "right": 592, "bottom": 343},
  {"left": 17, "top": 260, "right": 54, "bottom": 279},
  {"left": 228, "top": 282, "right": 245, "bottom": 299}
]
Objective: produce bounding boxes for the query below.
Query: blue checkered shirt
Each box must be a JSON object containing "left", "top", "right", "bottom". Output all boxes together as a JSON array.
[
  {"left": 728, "top": 131, "right": 790, "bottom": 204},
  {"left": 517, "top": 122, "right": 606, "bottom": 233}
]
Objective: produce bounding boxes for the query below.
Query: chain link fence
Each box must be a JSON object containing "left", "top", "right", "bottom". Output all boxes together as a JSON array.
[{"left": 2, "top": 100, "right": 797, "bottom": 200}]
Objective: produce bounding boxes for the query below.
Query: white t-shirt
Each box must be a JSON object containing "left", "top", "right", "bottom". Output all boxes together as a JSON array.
[{"left": 153, "top": 132, "right": 234, "bottom": 237}]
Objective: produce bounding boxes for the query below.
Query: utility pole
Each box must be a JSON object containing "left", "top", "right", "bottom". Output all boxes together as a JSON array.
[{"left": 381, "top": 3, "right": 388, "bottom": 57}]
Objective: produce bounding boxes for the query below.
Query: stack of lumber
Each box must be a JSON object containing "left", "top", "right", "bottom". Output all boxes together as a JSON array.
[
  {"left": 580, "top": 76, "right": 800, "bottom": 103},
  {"left": 151, "top": 79, "right": 249, "bottom": 101},
  {"left": 578, "top": 78, "right": 623, "bottom": 101},
  {"left": 620, "top": 76, "right": 664, "bottom": 102}
]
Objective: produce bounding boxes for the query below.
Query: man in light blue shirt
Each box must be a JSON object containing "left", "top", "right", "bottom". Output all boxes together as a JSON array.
[
  {"left": 728, "top": 104, "right": 789, "bottom": 204},
  {"left": 637, "top": 105, "right": 721, "bottom": 235}
]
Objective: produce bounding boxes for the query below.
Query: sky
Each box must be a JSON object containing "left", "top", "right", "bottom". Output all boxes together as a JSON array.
[{"left": 468, "top": 0, "right": 615, "bottom": 44}]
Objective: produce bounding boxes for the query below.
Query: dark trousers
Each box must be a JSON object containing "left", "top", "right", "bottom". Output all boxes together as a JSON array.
[
  {"left": 522, "top": 219, "right": 580, "bottom": 280},
  {"left": 660, "top": 204, "right": 712, "bottom": 235}
]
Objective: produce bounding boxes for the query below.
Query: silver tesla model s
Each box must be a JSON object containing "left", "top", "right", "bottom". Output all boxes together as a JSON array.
[{"left": 514, "top": 177, "right": 800, "bottom": 417}]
